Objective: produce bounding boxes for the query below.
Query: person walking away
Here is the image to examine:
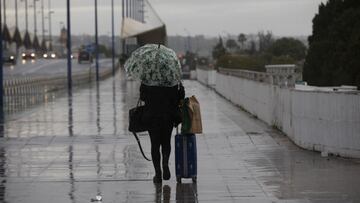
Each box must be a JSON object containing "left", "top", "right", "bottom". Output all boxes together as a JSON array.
[
  {"left": 140, "top": 83, "right": 184, "bottom": 183},
  {"left": 124, "top": 44, "right": 184, "bottom": 183}
]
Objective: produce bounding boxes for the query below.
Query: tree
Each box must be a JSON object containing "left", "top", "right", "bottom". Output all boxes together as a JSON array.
[
  {"left": 237, "top": 33, "right": 247, "bottom": 50},
  {"left": 225, "top": 39, "right": 238, "bottom": 52},
  {"left": 212, "top": 37, "right": 227, "bottom": 60},
  {"left": 268, "top": 37, "right": 307, "bottom": 61},
  {"left": 98, "top": 44, "right": 112, "bottom": 57},
  {"left": 258, "top": 30, "right": 274, "bottom": 53},
  {"left": 247, "top": 40, "right": 257, "bottom": 55},
  {"left": 304, "top": 0, "right": 360, "bottom": 88}
]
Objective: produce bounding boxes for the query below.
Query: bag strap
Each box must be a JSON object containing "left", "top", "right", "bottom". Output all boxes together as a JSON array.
[
  {"left": 137, "top": 99, "right": 143, "bottom": 107},
  {"left": 132, "top": 132, "right": 152, "bottom": 161}
]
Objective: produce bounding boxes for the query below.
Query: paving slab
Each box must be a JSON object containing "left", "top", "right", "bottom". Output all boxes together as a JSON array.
[{"left": 0, "top": 71, "right": 359, "bottom": 202}]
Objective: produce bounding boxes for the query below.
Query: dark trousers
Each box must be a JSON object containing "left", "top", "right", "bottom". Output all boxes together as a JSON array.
[{"left": 148, "top": 121, "right": 173, "bottom": 175}]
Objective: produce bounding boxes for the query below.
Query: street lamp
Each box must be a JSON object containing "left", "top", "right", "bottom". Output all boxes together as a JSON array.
[
  {"left": 31, "top": 0, "right": 40, "bottom": 51},
  {"left": 21, "top": 0, "right": 33, "bottom": 49},
  {"left": 66, "top": 0, "right": 72, "bottom": 91},
  {"left": 48, "top": 0, "right": 54, "bottom": 51},
  {"left": 95, "top": 0, "right": 99, "bottom": 81},
  {"left": 0, "top": 0, "right": 4, "bottom": 116},
  {"left": 32, "top": 0, "right": 40, "bottom": 36},
  {"left": 111, "top": 0, "right": 115, "bottom": 76},
  {"left": 14, "top": 0, "right": 20, "bottom": 53},
  {"left": 15, "top": 0, "right": 19, "bottom": 28},
  {"left": 184, "top": 28, "right": 192, "bottom": 52},
  {"left": 2, "top": 0, "right": 7, "bottom": 49},
  {"left": 125, "top": 0, "right": 128, "bottom": 17},
  {"left": 41, "top": 0, "right": 45, "bottom": 51},
  {"left": 122, "top": 0, "right": 125, "bottom": 54},
  {"left": 2, "top": 0, "right": 6, "bottom": 26}
]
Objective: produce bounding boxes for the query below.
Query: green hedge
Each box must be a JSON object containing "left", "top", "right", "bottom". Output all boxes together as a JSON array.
[
  {"left": 216, "top": 54, "right": 297, "bottom": 72},
  {"left": 216, "top": 54, "right": 265, "bottom": 72}
]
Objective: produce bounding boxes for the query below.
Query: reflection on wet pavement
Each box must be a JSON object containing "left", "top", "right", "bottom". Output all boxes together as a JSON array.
[{"left": 0, "top": 70, "right": 359, "bottom": 202}]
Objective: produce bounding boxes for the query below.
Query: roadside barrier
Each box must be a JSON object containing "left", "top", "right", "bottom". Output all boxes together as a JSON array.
[
  {"left": 3, "top": 63, "right": 120, "bottom": 114},
  {"left": 4, "top": 64, "right": 119, "bottom": 96}
]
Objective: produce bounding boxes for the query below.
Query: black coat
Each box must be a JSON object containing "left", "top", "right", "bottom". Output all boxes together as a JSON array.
[{"left": 140, "top": 83, "right": 185, "bottom": 127}]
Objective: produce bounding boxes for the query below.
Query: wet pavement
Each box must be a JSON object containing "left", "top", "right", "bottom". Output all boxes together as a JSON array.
[{"left": 0, "top": 71, "right": 360, "bottom": 202}]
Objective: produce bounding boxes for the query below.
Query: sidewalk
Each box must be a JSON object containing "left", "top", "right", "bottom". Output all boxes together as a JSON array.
[{"left": 0, "top": 72, "right": 359, "bottom": 202}]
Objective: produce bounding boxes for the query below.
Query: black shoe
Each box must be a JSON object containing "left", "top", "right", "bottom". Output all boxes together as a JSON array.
[
  {"left": 153, "top": 175, "right": 162, "bottom": 183},
  {"left": 163, "top": 165, "right": 171, "bottom": 180}
]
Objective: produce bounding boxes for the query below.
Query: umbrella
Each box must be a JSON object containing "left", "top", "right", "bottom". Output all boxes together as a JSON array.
[{"left": 125, "top": 44, "right": 182, "bottom": 87}]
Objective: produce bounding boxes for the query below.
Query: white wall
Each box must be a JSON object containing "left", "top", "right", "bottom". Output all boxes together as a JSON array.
[
  {"left": 196, "top": 68, "right": 216, "bottom": 87},
  {"left": 198, "top": 69, "right": 360, "bottom": 158}
]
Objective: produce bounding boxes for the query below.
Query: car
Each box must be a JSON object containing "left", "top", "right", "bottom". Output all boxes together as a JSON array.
[
  {"left": 78, "top": 51, "right": 93, "bottom": 64},
  {"left": 3, "top": 51, "right": 17, "bottom": 65},
  {"left": 22, "top": 50, "right": 36, "bottom": 60},
  {"left": 43, "top": 52, "right": 57, "bottom": 59}
]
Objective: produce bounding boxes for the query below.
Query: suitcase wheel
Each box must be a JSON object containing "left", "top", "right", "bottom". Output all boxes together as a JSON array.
[
  {"left": 192, "top": 177, "right": 197, "bottom": 183},
  {"left": 176, "top": 177, "right": 182, "bottom": 183}
]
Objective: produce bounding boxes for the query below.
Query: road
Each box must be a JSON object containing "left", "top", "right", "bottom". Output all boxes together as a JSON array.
[
  {"left": 3, "top": 58, "right": 113, "bottom": 78},
  {"left": 0, "top": 72, "right": 359, "bottom": 202}
]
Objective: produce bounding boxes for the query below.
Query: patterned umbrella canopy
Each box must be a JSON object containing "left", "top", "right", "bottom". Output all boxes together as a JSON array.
[{"left": 124, "top": 44, "right": 182, "bottom": 87}]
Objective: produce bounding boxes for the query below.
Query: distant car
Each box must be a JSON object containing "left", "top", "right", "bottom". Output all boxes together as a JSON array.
[
  {"left": 43, "top": 52, "right": 57, "bottom": 59},
  {"left": 22, "top": 50, "right": 36, "bottom": 60},
  {"left": 78, "top": 51, "right": 93, "bottom": 64},
  {"left": 3, "top": 51, "right": 17, "bottom": 65}
]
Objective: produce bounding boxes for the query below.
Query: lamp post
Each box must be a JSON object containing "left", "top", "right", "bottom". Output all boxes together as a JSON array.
[
  {"left": 111, "top": 0, "right": 115, "bottom": 76},
  {"left": 122, "top": 0, "right": 125, "bottom": 54},
  {"left": 48, "top": 0, "right": 53, "bottom": 51},
  {"left": 22, "top": 0, "right": 29, "bottom": 31},
  {"left": 32, "top": 0, "right": 40, "bottom": 50},
  {"left": 41, "top": 0, "right": 45, "bottom": 47},
  {"left": 129, "top": 0, "right": 131, "bottom": 19},
  {"left": 33, "top": 0, "right": 38, "bottom": 37},
  {"left": 125, "top": 0, "right": 128, "bottom": 17},
  {"left": 184, "top": 28, "right": 192, "bottom": 52},
  {"left": 2, "top": 0, "right": 6, "bottom": 26},
  {"left": 15, "top": 0, "right": 19, "bottom": 53},
  {"left": 15, "top": 0, "right": 18, "bottom": 28},
  {"left": 21, "top": 0, "right": 32, "bottom": 49},
  {"left": 0, "top": 0, "right": 3, "bottom": 118},
  {"left": 95, "top": 0, "right": 99, "bottom": 81},
  {"left": 66, "top": 0, "right": 72, "bottom": 91},
  {"left": 3, "top": 0, "right": 7, "bottom": 49}
]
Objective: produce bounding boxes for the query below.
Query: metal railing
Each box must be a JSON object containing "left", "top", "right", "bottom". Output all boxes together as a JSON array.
[
  {"left": 218, "top": 68, "right": 271, "bottom": 84},
  {"left": 3, "top": 64, "right": 118, "bottom": 97}
]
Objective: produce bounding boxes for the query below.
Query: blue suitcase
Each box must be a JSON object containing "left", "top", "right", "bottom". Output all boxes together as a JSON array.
[{"left": 175, "top": 133, "right": 197, "bottom": 183}]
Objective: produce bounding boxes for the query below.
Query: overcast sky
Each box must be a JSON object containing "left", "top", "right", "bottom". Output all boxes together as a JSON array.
[{"left": 5, "top": 0, "right": 326, "bottom": 37}]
